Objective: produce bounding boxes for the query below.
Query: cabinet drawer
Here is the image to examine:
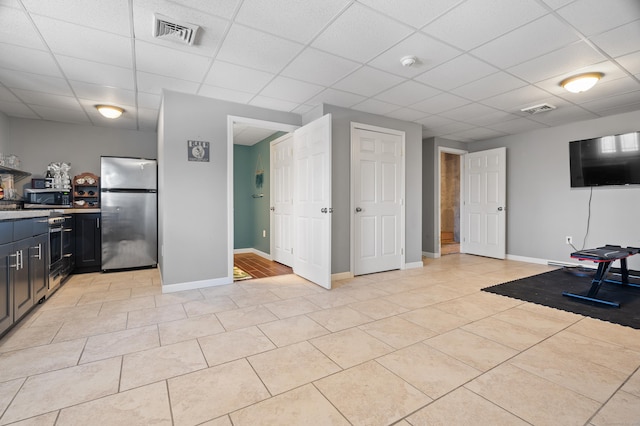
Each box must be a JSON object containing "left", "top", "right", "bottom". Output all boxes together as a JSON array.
[
  {"left": 33, "top": 218, "right": 49, "bottom": 236},
  {"left": 0, "top": 222, "right": 12, "bottom": 244}
]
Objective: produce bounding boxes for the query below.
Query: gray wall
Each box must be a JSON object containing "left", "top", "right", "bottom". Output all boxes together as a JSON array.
[
  {"left": 317, "top": 104, "right": 424, "bottom": 272},
  {"left": 7, "top": 118, "right": 156, "bottom": 187},
  {"left": 422, "top": 137, "right": 468, "bottom": 255},
  {"left": 469, "top": 109, "right": 640, "bottom": 269},
  {"left": 158, "top": 91, "right": 301, "bottom": 288},
  {"left": 0, "top": 112, "right": 8, "bottom": 154}
]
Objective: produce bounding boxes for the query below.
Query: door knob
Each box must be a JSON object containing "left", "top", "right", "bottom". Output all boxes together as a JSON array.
[
  {"left": 497, "top": 207, "right": 503, "bottom": 211},
  {"left": 355, "top": 207, "right": 362, "bottom": 212},
  {"left": 270, "top": 207, "right": 275, "bottom": 211},
  {"left": 321, "top": 208, "right": 328, "bottom": 213}
]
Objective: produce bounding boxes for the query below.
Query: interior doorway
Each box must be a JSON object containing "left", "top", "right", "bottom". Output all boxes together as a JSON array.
[{"left": 438, "top": 148, "right": 465, "bottom": 256}]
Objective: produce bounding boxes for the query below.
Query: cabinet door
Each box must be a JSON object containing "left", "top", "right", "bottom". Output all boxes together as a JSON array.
[
  {"left": 75, "top": 214, "right": 101, "bottom": 272},
  {"left": 13, "top": 239, "right": 33, "bottom": 321},
  {"left": 31, "top": 234, "right": 48, "bottom": 304},
  {"left": 0, "top": 243, "right": 14, "bottom": 335}
]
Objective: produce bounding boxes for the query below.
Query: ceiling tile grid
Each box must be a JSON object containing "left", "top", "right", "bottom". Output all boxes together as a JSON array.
[{"left": 0, "top": 0, "right": 638, "bottom": 142}]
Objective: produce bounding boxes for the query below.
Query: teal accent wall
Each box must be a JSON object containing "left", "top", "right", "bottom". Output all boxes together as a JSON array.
[{"left": 233, "top": 131, "right": 287, "bottom": 253}]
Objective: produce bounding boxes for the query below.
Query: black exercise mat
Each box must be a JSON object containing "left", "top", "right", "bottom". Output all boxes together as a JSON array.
[{"left": 482, "top": 269, "right": 640, "bottom": 329}]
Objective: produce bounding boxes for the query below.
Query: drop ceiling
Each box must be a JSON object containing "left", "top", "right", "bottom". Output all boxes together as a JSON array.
[{"left": 1, "top": 0, "right": 639, "bottom": 142}]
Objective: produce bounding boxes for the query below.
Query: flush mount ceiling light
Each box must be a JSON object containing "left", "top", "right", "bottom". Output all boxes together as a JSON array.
[
  {"left": 560, "top": 72, "right": 604, "bottom": 93},
  {"left": 95, "top": 105, "right": 124, "bottom": 119},
  {"left": 400, "top": 55, "right": 417, "bottom": 67}
]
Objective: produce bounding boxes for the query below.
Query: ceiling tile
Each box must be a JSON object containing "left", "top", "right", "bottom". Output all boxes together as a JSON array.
[
  {"left": 368, "top": 32, "right": 461, "bottom": 78},
  {"left": 235, "top": 0, "right": 350, "bottom": 43},
  {"left": 281, "top": 48, "right": 360, "bottom": 87},
  {"left": 29, "top": 104, "right": 90, "bottom": 124},
  {"left": 311, "top": 3, "right": 413, "bottom": 63},
  {"left": 204, "top": 61, "right": 273, "bottom": 94},
  {"left": 0, "top": 100, "right": 38, "bottom": 118},
  {"left": 590, "top": 20, "right": 640, "bottom": 58},
  {"left": 259, "top": 76, "right": 324, "bottom": 104},
  {"left": 154, "top": 0, "right": 241, "bottom": 20},
  {"left": 384, "top": 108, "right": 428, "bottom": 122},
  {"left": 410, "top": 93, "right": 470, "bottom": 114},
  {"left": 306, "top": 88, "right": 365, "bottom": 108},
  {"left": 423, "top": 0, "right": 547, "bottom": 50},
  {"left": 249, "top": 95, "right": 298, "bottom": 112},
  {"left": 529, "top": 105, "right": 598, "bottom": 126},
  {"left": 445, "top": 127, "right": 506, "bottom": 141},
  {"left": 486, "top": 117, "right": 548, "bottom": 133},
  {"left": 439, "top": 103, "right": 500, "bottom": 121},
  {"left": 416, "top": 115, "right": 456, "bottom": 128},
  {"left": 333, "top": 66, "right": 403, "bottom": 97},
  {"left": 352, "top": 98, "right": 399, "bottom": 115},
  {"left": 0, "top": 44, "right": 62, "bottom": 77},
  {"left": 430, "top": 120, "right": 475, "bottom": 134},
  {"left": 580, "top": 90, "right": 640, "bottom": 114},
  {"left": 481, "top": 85, "right": 553, "bottom": 111},
  {"left": 0, "top": 87, "right": 19, "bottom": 102},
  {"left": 616, "top": 51, "right": 640, "bottom": 75},
  {"left": 57, "top": 56, "right": 134, "bottom": 89},
  {"left": 137, "top": 92, "right": 161, "bottom": 110},
  {"left": 451, "top": 72, "right": 526, "bottom": 101},
  {"left": 465, "top": 110, "right": 522, "bottom": 126},
  {"left": 135, "top": 41, "right": 211, "bottom": 82},
  {"left": 22, "top": 0, "right": 131, "bottom": 36},
  {"left": 32, "top": 15, "right": 133, "bottom": 68},
  {"left": 216, "top": 24, "right": 303, "bottom": 74},
  {"left": 70, "top": 81, "right": 136, "bottom": 106},
  {"left": 0, "top": 6, "right": 47, "bottom": 49},
  {"left": 507, "top": 41, "right": 605, "bottom": 83},
  {"left": 198, "top": 84, "right": 254, "bottom": 104},
  {"left": 0, "top": 1, "right": 21, "bottom": 8},
  {"left": 136, "top": 71, "right": 200, "bottom": 95},
  {"left": 556, "top": 0, "right": 640, "bottom": 37},
  {"left": 471, "top": 15, "right": 579, "bottom": 69},
  {"left": 539, "top": 0, "right": 574, "bottom": 9},
  {"left": 11, "top": 90, "right": 79, "bottom": 110},
  {"left": 291, "top": 104, "right": 314, "bottom": 115},
  {"left": 0, "top": 69, "right": 72, "bottom": 95},
  {"left": 375, "top": 80, "right": 440, "bottom": 106},
  {"left": 132, "top": 0, "right": 230, "bottom": 55},
  {"left": 137, "top": 107, "right": 159, "bottom": 132},
  {"left": 359, "top": 0, "right": 465, "bottom": 29},
  {"left": 414, "top": 54, "right": 497, "bottom": 91}
]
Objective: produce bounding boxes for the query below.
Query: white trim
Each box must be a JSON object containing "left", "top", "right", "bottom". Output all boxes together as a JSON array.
[
  {"left": 404, "top": 261, "right": 424, "bottom": 269},
  {"left": 436, "top": 146, "right": 467, "bottom": 258},
  {"left": 505, "top": 254, "right": 596, "bottom": 269},
  {"left": 227, "top": 115, "right": 299, "bottom": 284},
  {"left": 422, "top": 251, "right": 440, "bottom": 259},
  {"left": 350, "top": 122, "right": 406, "bottom": 276},
  {"left": 233, "top": 247, "right": 272, "bottom": 261},
  {"left": 331, "top": 271, "right": 353, "bottom": 281},
  {"left": 162, "top": 276, "right": 232, "bottom": 293}
]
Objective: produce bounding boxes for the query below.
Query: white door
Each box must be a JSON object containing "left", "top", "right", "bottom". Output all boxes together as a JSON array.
[
  {"left": 293, "top": 114, "right": 332, "bottom": 289},
  {"left": 462, "top": 147, "right": 506, "bottom": 259},
  {"left": 270, "top": 134, "right": 294, "bottom": 267},
  {"left": 352, "top": 126, "right": 404, "bottom": 275}
]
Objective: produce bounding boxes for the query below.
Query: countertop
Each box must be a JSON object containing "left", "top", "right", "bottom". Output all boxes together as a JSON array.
[{"left": 0, "top": 208, "right": 101, "bottom": 220}]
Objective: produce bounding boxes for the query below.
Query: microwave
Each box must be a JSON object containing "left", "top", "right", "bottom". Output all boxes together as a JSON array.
[{"left": 24, "top": 189, "right": 72, "bottom": 208}]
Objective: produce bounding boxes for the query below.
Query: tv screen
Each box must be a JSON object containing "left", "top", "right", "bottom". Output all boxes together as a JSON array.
[{"left": 569, "top": 131, "right": 640, "bottom": 188}]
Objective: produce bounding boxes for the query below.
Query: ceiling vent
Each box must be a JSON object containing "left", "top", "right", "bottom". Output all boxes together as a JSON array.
[
  {"left": 153, "top": 14, "right": 199, "bottom": 46},
  {"left": 520, "top": 103, "right": 556, "bottom": 115}
]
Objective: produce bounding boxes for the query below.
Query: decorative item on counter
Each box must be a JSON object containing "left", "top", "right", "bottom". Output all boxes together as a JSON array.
[
  {"left": 73, "top": 172, "right": 100, "bottom": 208},
  {"left": 0, "top": 153, "right": 21, "bottom": 169},
  {"left": 47, "top": 162, "right": 72, "bottom": 189},
  {"left": 0, "top": 174, "right": 17, "bottom": 200}
]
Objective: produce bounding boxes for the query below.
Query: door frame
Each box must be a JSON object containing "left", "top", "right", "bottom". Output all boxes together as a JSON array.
[
  {"left": 350, "top": 122, "right": 406, "bottom": 275},
  {"left": 436, "top": 147, "right": 467, "bottom": 258},
  {"left": 226, "top": 116, "right": 299, "bottom": 282}
]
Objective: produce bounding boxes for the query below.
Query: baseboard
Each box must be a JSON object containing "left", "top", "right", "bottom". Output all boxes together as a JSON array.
[
  {"left": 233, "top": 247, "right": 272, "bottom": 261},
  {"left": 422, "top": 251, "right": 441, "bottom": 259},
  {"left": 506, "top": 254, "right": 595, "bottom": 269},
  {"left": 331, "top": 271, "right": 353, "bottom": 281},
  {"left": 404, "top": 261, "right": 424, "bottom": 269},
  {"left": 161, "top": 276, "right": 232, "bottom": 293}
]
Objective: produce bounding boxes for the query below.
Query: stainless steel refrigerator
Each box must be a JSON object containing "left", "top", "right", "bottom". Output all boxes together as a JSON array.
[{"left": 100, "top": 156, "right": 158, "bottom": 271}]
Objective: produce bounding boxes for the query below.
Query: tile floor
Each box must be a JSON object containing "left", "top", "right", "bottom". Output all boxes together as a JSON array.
[{"left": 0, "top": 254, "right": 639, "bottom": 425}]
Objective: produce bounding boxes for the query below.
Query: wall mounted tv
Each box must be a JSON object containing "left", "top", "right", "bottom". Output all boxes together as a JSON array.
[{"left": 569, "top": 131, "right": 640, "bottom": 188}]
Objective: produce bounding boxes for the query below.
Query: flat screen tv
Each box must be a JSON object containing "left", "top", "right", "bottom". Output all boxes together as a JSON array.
[{"left": 569, "top": 131, "right": 640, "bottom": 188}]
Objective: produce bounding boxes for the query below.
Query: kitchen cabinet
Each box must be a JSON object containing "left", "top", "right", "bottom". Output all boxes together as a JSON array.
[
  {"left": 31, "top": 233, "right": 48, "bottom": 305},
  {"left": 75, "top": 213, "right": 101, "bottom": 273},
  {"left": 0, "top": 242, "right": 14, "bottom": 335}
]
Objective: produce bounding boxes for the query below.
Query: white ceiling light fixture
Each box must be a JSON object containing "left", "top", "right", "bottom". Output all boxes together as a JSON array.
[
  {"left": 560, "top": 72, "right": 604, "bottom": 93},
  {"left": 95, "top": 105, "right": 124, "bottom": 119},
  {"left": 400, "top": 55, "right": 417, "bottom": 67}
]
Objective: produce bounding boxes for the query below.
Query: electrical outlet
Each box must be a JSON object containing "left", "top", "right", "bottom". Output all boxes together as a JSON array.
[{"left": 565, "top": 236, "right": 573, "bottom": 245}]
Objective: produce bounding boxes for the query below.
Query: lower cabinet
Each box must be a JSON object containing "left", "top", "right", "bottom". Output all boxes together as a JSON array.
[
  {"left": 75, "top": 213, "right": 102, "bottom": 273},
  {"left": 0, "top": 243, "right": 14, "bottom": 336},
  {"left": 13, "top": 238, "right": 32, "bottom": 320}
]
